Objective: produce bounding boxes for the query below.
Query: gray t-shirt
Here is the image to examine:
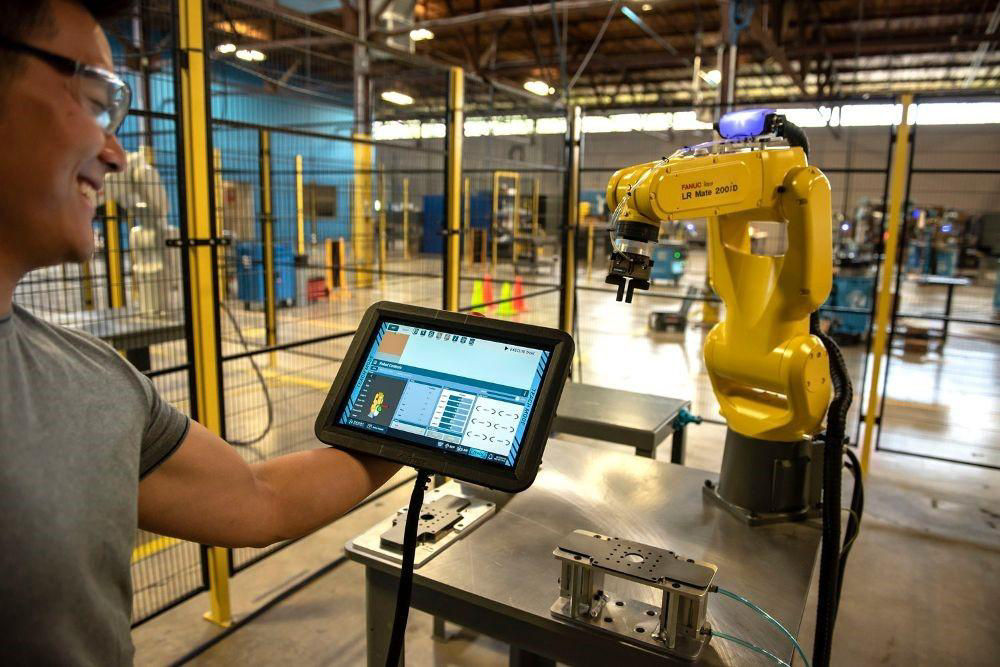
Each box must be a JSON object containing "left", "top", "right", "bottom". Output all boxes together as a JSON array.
[{"left": 0, "top": 304, "right": 190, "bottom": 665}]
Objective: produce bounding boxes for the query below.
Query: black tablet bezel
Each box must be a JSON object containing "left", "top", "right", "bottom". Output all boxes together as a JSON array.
[{"left": 314, "top": 301, "right": 574, "bottom": 492}]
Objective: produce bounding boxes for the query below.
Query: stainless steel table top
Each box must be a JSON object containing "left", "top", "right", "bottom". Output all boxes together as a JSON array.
[
  {"left": 30, "top": 307, "right": 185, "bottom": 350},
  {"left": 553, "top": 382, "right": 689, "bottom": 451},
  {"left": 347, "top": 439, "right": 820, "bottom": 665}
]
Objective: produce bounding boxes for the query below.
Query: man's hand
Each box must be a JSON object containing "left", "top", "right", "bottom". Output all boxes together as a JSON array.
[{"left": 138, "top": 421, "right": 401, "bottom": 548}]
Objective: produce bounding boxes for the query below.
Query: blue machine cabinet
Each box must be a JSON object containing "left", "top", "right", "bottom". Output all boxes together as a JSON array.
[
  {"left": 236, "top": 241, "right": 297, "bottom": 307},
  {"left": 821, "top": 272, "right": 874, "bottom": 340},
  {"left": 650, "top": 241, "right": 687, "bottom": 284},
  {"left": 422, "top": 193, "right": 492, "bottom": 254}
]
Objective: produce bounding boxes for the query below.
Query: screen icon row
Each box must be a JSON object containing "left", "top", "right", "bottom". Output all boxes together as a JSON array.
[{"left": 414, "top": 329, "right": 474, "bottom": 345}]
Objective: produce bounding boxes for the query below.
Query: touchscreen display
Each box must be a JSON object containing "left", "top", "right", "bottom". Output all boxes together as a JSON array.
[{"left": 337, "top": 320, "right": 552, "bottom": 467}]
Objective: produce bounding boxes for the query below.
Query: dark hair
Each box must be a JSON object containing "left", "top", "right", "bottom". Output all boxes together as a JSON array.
[{"left": 0, "top": 0, "right": 134, "bottom": 83}]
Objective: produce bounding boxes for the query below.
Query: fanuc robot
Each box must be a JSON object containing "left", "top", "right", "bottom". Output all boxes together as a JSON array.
[{"left": 604, "top": 109, "right": 857, "bottom": 665}]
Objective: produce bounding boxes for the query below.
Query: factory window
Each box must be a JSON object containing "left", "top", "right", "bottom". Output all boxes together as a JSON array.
[{"left": 305, "top": 183, "right": 337, "bottom": 218}]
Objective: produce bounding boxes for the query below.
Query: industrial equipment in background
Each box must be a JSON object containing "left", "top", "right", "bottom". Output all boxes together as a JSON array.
[
  {"left": 905, "top": 206, "right": 968, "bottom": 278},
  {"left": 604, "top": 109, "right": 862, "bottom": 667},
  {"left": 820, "top": 200, "right": 879, "bottom": 343},
  {"left": 102, "top": 149, "right": 179, "bottom": 315},
  {"left": 424, "top": 173, "right": 554, "bottom": 274}
]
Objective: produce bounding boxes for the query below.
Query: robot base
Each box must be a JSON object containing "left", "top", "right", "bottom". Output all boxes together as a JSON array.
[{"left": 703, "top": 429, "right": 822, "bottom": 526}]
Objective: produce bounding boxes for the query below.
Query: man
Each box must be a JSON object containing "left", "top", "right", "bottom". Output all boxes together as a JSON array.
[{"left": 0, "top": 1, "right": 400, "bottom": 663}]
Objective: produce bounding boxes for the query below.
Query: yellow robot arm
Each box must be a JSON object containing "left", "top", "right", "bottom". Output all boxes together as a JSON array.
[{"left": 606, "top": 131, "right": 832, "bottom": 442}]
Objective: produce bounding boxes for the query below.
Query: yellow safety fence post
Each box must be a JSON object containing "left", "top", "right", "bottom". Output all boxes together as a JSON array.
[
  {"left": 861, "top": 94, "right": 914, "bottom": 477},
  {"left": 403, "top": 178, "right": 410, "bottom": 260},
  {"left": 178, "top": 0, "right": 230, "bottom": 627},
  {"left": 463, "top": 176, "right": 471, "bottom": 267},
  {"left": 378, "top": 164, "right": 387, "bottom": 287},
  {"left": 444, "top": 67, "right": 463, "bottom": 311},
  {"left": 353, "top": 138, "right": 374, "bottom": 289},
  {"left": 259, "top": 130, "right": 278, "bottom": 368},
  {"left": 295, "top": 154, "right": 306, "bottom": 258},
  {"left": 105, "top": 199, "right": 126, "bottom": 309},
  {"left": 213, "top": 148, "right": 226, "bottom": 302}
]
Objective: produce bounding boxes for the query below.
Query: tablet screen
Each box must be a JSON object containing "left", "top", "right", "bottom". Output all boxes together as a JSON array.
[{"left": 337, "top": 320, "right": 552, "bottom": 467}]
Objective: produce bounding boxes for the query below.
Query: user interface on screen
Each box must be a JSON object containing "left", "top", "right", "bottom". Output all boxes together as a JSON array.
[{"left": 338, "top": 321, "right": 552, "bottom": 467}]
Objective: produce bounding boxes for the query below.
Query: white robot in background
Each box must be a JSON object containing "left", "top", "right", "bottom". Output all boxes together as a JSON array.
[{"left": 102, "top": 148, "right": 178, "bottom": 315}]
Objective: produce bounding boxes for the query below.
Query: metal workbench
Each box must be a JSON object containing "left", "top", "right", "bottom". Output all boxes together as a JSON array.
[
  {"left": 346, "top": 439, "right": 820, "bottom": 666},
  {"left": 553, "top": 382, "right": 691, "bottom": 463},
  {"left": 32, "top": 307, "right": 185, "bottom": 371}
]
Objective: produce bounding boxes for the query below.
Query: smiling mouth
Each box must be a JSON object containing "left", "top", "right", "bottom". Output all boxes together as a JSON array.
[{"left": 77, "top": 178, "right": 98, "bottom": 207}]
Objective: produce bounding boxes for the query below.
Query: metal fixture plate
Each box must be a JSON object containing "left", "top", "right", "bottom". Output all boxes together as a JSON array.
[
  {"left": 550, "top": 591, "right": 710, "bottom": 662},
  {"left": 558, "top": 531, "right": 715, "bottom": 589},
  {"left": 379, "top": 494, "right": 470, "bottom": 548},
  {"left": 352, "top": 481, "right": 495, "bottom": 568},
  {"left": 551, "top": 530, "right": 717, "bottom": 662}
]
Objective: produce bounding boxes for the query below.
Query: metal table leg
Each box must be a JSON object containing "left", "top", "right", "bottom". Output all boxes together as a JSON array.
[
  {"left": 670, "top": 425, "right": 687, "bottom": 465},
  {"left": 941, "top": 283, "right": 955, "bottom": 347},
  {"left": 432, "top": 616, "right": 447, "bottom": 640},
  {"left": 509, "top": 645, "right": 556, "bottom": 667},
  {"left": 366, "top": 567, "right": 403, "bottom": 667}
]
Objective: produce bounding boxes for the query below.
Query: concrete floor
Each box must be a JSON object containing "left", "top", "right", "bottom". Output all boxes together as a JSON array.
[{"left": 126, "top": 253, "right": 999, "bottom": 667}]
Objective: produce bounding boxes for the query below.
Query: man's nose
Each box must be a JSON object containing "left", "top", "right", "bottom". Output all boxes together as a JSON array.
[{"left": 100, "top": 133, "right": 126, "bottom": 174}]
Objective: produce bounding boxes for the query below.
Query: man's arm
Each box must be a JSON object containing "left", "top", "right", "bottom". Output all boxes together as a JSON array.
[{"left": 138, "top": 421, "right": 402, "bottom": 548}]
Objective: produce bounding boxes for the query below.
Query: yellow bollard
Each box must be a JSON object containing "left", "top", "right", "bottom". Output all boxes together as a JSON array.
[{"left": 325, "top": 238, "right": 335, "bottom": 295}]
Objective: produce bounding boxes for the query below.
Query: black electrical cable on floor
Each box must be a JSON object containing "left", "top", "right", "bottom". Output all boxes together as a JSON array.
[
  {"left": 810, "top": 313, "right": 854, "bottom": 667},
  {"left": 220, "top": 301, "right": 274, "bottom": 447},
  {"left": 385, "top": 469, "right": 432, "bottom": 667},
  {"left": 838, "top": 446, "right": 865, "bottom": 609}
]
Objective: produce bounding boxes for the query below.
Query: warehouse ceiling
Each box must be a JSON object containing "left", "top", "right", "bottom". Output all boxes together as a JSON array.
[{"left": 198, "top": 0, "right": 999, "bottom": 118}]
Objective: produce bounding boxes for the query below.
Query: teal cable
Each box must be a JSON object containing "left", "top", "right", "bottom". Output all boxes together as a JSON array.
[
  {"left": 715, "top": 586, "right": 811, "bottom": 667},
  {"left": 710, "top": 630, "right": 791, "bottom": 666}
]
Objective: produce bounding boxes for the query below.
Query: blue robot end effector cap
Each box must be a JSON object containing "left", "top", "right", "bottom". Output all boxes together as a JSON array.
[
  {"left": 715, "top": 108, "right": 810, "bottom": 156},
  {"left": 715, "top": 108, "right": 778, "bottom": 140}
]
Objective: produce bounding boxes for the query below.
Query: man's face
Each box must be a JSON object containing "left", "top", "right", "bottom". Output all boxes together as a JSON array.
[{"left": 0, "top": 0, "right": 126, "bottom": 273}]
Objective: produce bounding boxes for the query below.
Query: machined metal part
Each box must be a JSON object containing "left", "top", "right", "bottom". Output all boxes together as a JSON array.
[
  {"left": 379, "top": 495, "right": 470, "bottom": 549},
  {"left": 551, "top": 529, "right": 717, "bottom": 661},
  {"left": 352, "top": 481, "right": 495, "bottom": 568}
]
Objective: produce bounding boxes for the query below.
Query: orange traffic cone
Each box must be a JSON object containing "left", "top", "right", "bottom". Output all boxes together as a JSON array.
[
  {"left": 482, "top": 274, "right": 494, "bottom": 313},
  {"left": 513, "top": 276, "right": 527, "bottom": 313}
]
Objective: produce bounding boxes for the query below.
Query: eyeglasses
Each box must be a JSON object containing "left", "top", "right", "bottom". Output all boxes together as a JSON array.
[{"left": 0, "top": 38, "right": 132, "bottom": 135}]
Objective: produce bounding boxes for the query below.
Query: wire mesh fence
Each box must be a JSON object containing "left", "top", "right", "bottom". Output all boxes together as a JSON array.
[
  {"left": 204, "top": 0, "right": 453, "bottom": 570},
  {"left": 458, "top": 76, "right": 565, "bottom": 330},
  {"left": 876, "top": 109, "right": 1000, "bottom": 468}
]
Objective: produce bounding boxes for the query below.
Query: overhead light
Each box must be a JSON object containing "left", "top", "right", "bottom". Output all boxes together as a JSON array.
[
  {"left": 381, "top": 90, "right": 414, "bottom": 105},
  {"left": 216, "top": 43, "right": 237, "bottom": 54},
  {"left": 702, "top": 69, "right": 722, "bottom": 87},
  {"left": 642, "top": 3, "right": 653, "bottom": 10},
  {"left": 524, "top": 80, "right": 554, "bottom": 96},
  {"left": 236, "top": 49, "right": 266, "bottom": 62},
  {"left": 409, "top": 28, "right": 435, "bottom": 41}
]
